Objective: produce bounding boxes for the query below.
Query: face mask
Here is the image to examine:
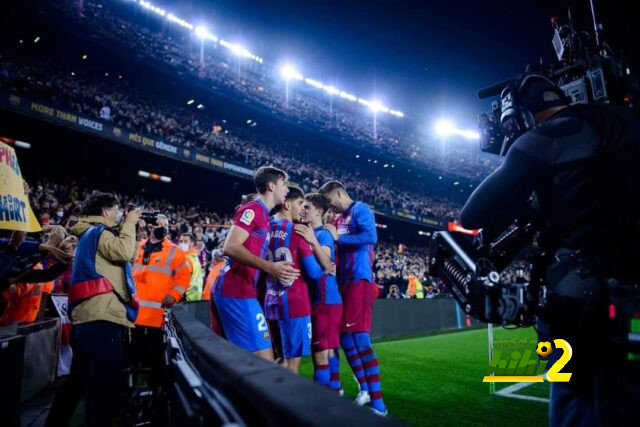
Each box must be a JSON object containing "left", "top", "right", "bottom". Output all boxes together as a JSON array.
[
  {"left": 179, "top": 243, "right": 190, "bottom": 251},
  {"left": 56, "top": 211, "right": 64, "bottom": 218},
  {"left": 115, "top": 211, "right": 123, "bottom": 224},
  {"left": 153, "top": 227, "right": 168, "bottom": 240}
]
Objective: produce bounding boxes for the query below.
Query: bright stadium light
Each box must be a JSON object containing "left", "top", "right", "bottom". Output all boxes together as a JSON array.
[
  {"left": 280, "top": 64, "right": 303, "bottom": 81},
  {"left": 434, "top": 119, "right": 456, "bottom": 137},
  {"left": 459, "top": 129, "right": 481, "bottom": 140},
  {"left": 339, "top": 91, "right": 357, "bottom": 102},
  {"left": 369, "top": 100, "right": 389, "bottom": 113},
  {"left": 195, "top": 25, "right": 209, "bottom": 40},
  {"left": 323, "top": 85, "right": 340, "bottom": 96},
  {"left": 304, "top": 77, "right": 323, "bottom": 89},
  {"left": 220, "top": 40, "right": 261, "bottom": 62},
  {"left": 434, "top": 119, "right": 480, "bottom": 140}
]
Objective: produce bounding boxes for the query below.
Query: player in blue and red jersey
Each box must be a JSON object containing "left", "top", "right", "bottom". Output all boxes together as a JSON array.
[
  {"left": 211, "top": 166, "right": 300, "bottom": 360},
  {"left": 295, "top": 193, "right": 343, "bottom": 392},
  {"left": 264, "top": 186, "right": 325, "bottom": 374},
  {"left": 319, "top": 181, "right": 387, "bottom": 416}
]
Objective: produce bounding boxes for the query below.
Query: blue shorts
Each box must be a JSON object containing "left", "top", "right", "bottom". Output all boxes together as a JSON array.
[
  {"left": 213, "top": 295, "right": 271, "bottom": 353},
  {"left": 278, "top": 316, "right": 312, "bottom": 359}
]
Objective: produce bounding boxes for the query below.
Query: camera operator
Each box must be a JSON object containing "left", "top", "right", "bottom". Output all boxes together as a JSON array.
[{"left": 460, "top": 73, "right": 640, "bottom": 425}]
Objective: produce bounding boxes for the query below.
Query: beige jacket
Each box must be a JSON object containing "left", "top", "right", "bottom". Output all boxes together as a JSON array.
[{"left": 69, "top": 215, "right": 137, "bottom": 327}]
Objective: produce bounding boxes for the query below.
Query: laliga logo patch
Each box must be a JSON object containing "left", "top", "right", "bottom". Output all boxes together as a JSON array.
[{"left": 240, "top": 209, "right": 255, "bottom": 226}]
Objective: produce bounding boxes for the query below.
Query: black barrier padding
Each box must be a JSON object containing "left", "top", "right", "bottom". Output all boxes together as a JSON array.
[
  {"left": 171, "top": 304, "right": 401, "bottom": 426},
  {"left": 0, "top": 334, "right": 25, "bottom": 426},
  {"left": 370, "top": 299, "right": 465, "bottom": 339},
  {"left": 185, "top": 299, "right": 477, "bottom": 342}
]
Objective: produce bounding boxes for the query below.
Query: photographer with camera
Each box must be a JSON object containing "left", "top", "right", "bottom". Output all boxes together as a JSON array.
[
  {"left": 46, "top": 191, "right": 141, "bottom": 427},
  {"left": 460, "top": 73, "right": 640, "bottom": 425}
]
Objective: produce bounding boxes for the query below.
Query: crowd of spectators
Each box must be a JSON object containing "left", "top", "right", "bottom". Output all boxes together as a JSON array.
[
  {"left": 374, "top": 242, "right": 446, "bottom": 299},
  {"left": 26, "top": 180, "right": 445, "bottom": 297},
  {"left": 44, "top": 0, "right": 502, "bottom": 182},
  {"left": 0, "top": 53, "right": 463, "bottom": 220}
]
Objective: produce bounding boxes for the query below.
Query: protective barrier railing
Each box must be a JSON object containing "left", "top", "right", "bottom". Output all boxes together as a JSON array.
[{"left": 166, "top": 303, "right": 401, "bottom": 426}]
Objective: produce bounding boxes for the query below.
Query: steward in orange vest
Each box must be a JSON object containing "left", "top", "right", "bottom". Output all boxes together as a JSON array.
[{"left": 133, "top": 235, "right": 191, "bottom": 328}]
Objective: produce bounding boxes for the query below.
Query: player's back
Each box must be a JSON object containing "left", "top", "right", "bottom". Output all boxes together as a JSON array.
[
  {"left": 212, "top": 199, "right": 271, "bottom": 299},
  {"left": 336, "top": 201, "right": 376, "bottom": 284},
  {"left": 264, "top": 217, "right": 312, "bottom": 320}
]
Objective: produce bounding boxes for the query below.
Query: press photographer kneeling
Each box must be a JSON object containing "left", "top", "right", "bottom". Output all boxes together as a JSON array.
[{"left": 458, "top": 73, "right": 640, "bottom": 425}]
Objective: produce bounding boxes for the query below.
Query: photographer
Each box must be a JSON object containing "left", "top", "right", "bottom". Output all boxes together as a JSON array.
[
  {"left": 47, "top": 191, "right": 141, "bottom": 427},
  {"left": 460, "top": 73, "right": 640, "bottom": 425}
]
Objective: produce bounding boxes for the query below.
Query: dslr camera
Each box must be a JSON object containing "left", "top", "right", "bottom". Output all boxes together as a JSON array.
[{"left": 127, "top": 204, "right": 162, "bottom": 223}]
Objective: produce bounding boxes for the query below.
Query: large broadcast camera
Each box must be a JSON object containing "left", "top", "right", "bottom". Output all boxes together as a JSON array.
[
  {"left": 477, "top": 3, "right": 638, "bottom": 155},
  {"left": 429, "top": 215, "right": 543, "bottom": 327},
  {"left": 431, "top": 3, "right": 640, "bottom": 336}
]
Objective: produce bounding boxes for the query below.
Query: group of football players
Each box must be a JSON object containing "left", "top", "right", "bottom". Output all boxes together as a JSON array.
[{"left": 208, "top": 166, "right": 387, "bottom": 416}]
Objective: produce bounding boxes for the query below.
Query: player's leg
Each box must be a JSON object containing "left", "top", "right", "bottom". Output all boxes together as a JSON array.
[
  {"left": 268, "top": 319, "right": 284, "bottom": 364},
  {"left": 352, "top": 281, "right": 386, "bottom": 415},
  {"left": 324, "top": 303, "right": 343, "bottom": 393},
  {"left": 311, "top": 307, "right": 331, "bottom": 386},
  {"left": 312, "top": 349, "right": 331, "bottom": 387},
  {"left": 340, "top": 284, "right": 369, "bottom": 401},
  {"left": 353, "top": 331, "right": 386, "bottom": 414},
  {"left": 328, "top": 349, "right": 343, "bottom": 394},
  {"left": 284, "top": 356, "right": 302, "bottom": 374},
  {"left": 340, "top": 333, "right": 370, "bottom": 402}
]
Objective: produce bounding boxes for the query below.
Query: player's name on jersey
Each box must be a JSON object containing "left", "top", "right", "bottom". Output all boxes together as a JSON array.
[{"left": 270, "top": 229, "right": 289, "bottom": 240}]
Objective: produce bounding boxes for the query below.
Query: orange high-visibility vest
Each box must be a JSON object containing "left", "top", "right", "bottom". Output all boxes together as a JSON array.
[
  {"left": 407, "top": 275, "right": 417, "bottom": 298},
  {"left": 133, "top": 239, "right": 192, "bottom": 328},
  {"left": 202, "top": 261, "right": 225, "bottom": 301},
  {"left": 1, "top": 283, "right": 42, "bottom": 325},
  {"left": 0, "top": 263, "right": 55, "bottom": 325}
]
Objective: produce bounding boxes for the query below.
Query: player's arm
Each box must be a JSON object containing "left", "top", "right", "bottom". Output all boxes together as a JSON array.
[
  {"left": 460, "top": 143, "right": 545, "bottom": 238},
  {"left": 337, "top": 204, "right": 378, "bottom": 246},
  {"left": 294, "top": 224, "right": 332, "bottom": 272},
  {"left": 223, "top": 225, "right": 299, "bottom": 282},
  {"left": 300, "top": 254, "right": 324, "bottom": 281}
]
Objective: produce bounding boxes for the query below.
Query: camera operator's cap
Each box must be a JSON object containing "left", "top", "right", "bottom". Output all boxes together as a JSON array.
[{"left": 515, "top": 73, "right": 570, "bottom": 114}]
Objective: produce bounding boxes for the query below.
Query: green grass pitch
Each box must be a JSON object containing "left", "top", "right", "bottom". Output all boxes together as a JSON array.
[{"left": 300, "top": 327, "right": 550, "bottom": 426}]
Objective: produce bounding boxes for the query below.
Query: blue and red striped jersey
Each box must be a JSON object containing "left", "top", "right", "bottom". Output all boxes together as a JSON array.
[
  {"left": 264, "top": 217, "right": 315, "bottom": 320},
  {"left": 309, "top": 227, "right": 342, "bottom": 305},
  {"left": 212, "top": 199, "right": 271, "bottom": 299},
  {"left": 335, "top": 201, "right": 377, "bottom": 285}
]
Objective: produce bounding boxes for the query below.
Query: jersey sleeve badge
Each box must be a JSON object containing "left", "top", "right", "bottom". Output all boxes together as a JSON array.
[{"left": 240, "top": 209, "right": 255, "bottom": 226}]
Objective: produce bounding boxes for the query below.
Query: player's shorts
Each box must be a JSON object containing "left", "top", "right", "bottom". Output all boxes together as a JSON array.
[
  {"left": 339, "top": 280, "right": 377, "bottom": 333},
  {"left": 311, "top": 303, "right": 342, "bottom": 352},
  {"left": 278, "top": 315, "right": 312, "bottom": 359},
  {"left": 213, "top": 295, "right": 271, "bottom": 353}
]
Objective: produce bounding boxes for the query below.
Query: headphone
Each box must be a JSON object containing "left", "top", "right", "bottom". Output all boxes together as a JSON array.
[{"left": 499, "top": 73, "right": 570, "bottom": 155}]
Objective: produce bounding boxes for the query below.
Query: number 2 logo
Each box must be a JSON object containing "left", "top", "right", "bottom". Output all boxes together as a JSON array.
[
  {"left": 545, "top": 339, "right": 573, "bottom": 382},
  {"left": 256, "top": 313, "right": 267, "bottom": 332}
]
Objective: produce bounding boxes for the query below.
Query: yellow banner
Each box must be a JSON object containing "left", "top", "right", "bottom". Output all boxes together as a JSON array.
[{"left": 0, "top": 142, "right": 42, "bottom": 232}]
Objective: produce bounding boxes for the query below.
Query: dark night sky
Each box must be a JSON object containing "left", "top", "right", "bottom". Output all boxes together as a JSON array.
[{"left": 153, "top": 0, "right": 638, "bottom": 129}]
